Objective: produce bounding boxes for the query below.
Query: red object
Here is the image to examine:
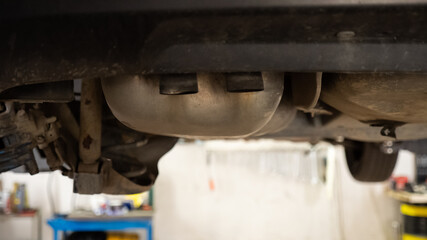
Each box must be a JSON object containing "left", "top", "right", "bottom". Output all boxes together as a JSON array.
[
  {"left": 142, "top": 205, "right": 152, "bottom": 211},
  {"left": 393, "top": 176, "right": 408, "bottom": 190},
  {"left": 17, "top": 210, "right": 37, "bottom": 217},
  {"left": 208, "top": 179, "right": 215, "bottom": 191}
]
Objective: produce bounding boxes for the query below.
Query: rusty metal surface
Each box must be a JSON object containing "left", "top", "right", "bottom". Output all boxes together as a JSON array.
[
  {"left": 290, "top": 72, "right": 322, "bottom": 112},
  {"left": 74, "top": 134, "right": 178, "bottom": 194},
  {"left": 100, "top": 160, "right": 152, "bottom": 195},
  {"left": 102, "top": 72, "right": 284, "bottom": 138},
  {"left": 252, "top": 93, "right": 297, "bottom": 136},
  {"left": 0, "top": 102, "right": 66, "bottom": 174},
  {"left": 262, "top": 112, "right": 427, "bottom": 142},
  {"left": 79, "top": 79, "right": 102, "bottom": 165},
  {"left": 321, "top": 73, "right": 427, "bottom": 123},
  {"left": 54, "top": 103, "right": 80, "bottom": 141}
]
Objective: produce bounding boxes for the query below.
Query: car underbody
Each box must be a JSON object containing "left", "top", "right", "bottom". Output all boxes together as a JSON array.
[{"left": 1, "top": 0, "right": 427, "bottom": 193}]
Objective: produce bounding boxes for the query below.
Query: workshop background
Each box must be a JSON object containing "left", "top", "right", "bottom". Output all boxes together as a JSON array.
[{"left": 0, "top": 140, "right": 415, "bottom": 240}]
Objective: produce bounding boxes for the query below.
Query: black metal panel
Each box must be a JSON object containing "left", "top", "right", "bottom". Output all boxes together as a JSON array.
[
  {"left": 2, "top": 0, "right": 427, "bottom": 18},
  {"left": 226, "top": 73, "right": 264, "bottom": 92},
  {"left": 404, "top": 215, "right": 427, "bottom": 236},
  {"left": 159, "top": 74, "right": 198, "bottom": 95},
  {"left": 2, "top": 3, "right": 427, "bottom": 91},
  {"left": 0, "top": 81, "right": 74, "bottom": 102}
]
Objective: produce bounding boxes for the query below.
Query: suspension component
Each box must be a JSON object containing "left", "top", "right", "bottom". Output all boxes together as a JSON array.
[{"left": 79, "top": 79, "right": 103, "bottom": 168}]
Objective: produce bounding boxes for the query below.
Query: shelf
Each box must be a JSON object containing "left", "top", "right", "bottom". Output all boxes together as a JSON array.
[{"left": 387, "top": 190, "right": 427, "bottom": 204}]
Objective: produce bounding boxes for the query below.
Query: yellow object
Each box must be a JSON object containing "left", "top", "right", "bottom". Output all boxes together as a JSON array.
[
  {"left": 125, "top": 193, "right": 145, "bottom": 208},
  {"left": 401, "top": 204, "right": 427, "bottom": 217},
  {"left": 107, "top": 232, "right": 139, "bottom": 240},
  {"left": 402, "top": 234, "right": 427, "bottom": 240}
]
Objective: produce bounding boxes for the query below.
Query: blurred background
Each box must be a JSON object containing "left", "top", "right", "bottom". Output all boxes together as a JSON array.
[{"left": 0, "top": 140, "right": 419, "bottom": 240}]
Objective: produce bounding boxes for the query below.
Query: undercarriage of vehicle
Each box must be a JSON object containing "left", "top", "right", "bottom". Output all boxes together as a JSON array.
[{"left": 2, "top": 1, "right": 427, "bottom": 193}]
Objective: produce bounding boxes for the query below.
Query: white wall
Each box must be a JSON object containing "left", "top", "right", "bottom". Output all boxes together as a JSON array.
[
  {"left": 0, "top": 140, "right": 407, "bottom": 240},
  {"left": 154, "top": 141, "right": 403, "bottom": 240}
]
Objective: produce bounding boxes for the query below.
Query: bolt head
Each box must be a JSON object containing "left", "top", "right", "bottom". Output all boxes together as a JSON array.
[{"left": 337, "top": 31, "right": 356, "bottom": 41}]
